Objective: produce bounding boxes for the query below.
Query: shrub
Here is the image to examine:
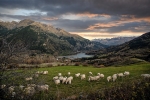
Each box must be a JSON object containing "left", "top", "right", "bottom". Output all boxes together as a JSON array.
[
  {"left": 99, "top": 64, "right": 105, "bottom": 68},
  {"left": 7, "top": 63, "right": 19, "bottom": 69},
  {"left": 47, "top": 64, "right": 53, "bottom": 67},
  {"left": 74, "top": 63, "right": 80, "bottom": 66},
  {"left": 82, "top": 63, "right": 88, "bottom": 67}
]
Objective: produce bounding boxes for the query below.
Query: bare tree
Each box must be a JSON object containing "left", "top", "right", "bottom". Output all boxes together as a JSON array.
[
  {"left": 1, "top": 38, "right": 25, "bottom": 65},
  {"left": 0, "top": 37, "right": 27, "bottom": 80}
]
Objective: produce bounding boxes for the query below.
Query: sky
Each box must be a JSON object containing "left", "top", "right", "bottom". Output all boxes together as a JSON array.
[{"left": 0, "top": 0, "right": 150, "bottom": 40}]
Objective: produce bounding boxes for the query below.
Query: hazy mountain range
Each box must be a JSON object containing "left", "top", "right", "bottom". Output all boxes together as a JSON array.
[
  {"left": 0, "top": 19, "right": 105, "bottom": 55},
  {"left": 92, "top": 37, "right": 137, "bottom": 46},
  {"left": 86, "top": 32, "right": 150, "bottom": 66}
]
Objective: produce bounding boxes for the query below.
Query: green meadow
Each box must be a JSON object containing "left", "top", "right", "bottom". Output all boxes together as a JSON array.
[{"left": 1, "top": 62, "right": 150, "bottom": 99}]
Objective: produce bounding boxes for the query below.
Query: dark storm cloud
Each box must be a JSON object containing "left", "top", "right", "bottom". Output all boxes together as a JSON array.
[
  {"left": 0, "top": 0, "right": 150, "bottom": 17},
  {"left": 0, "top": 0, "right": 150, "bottom": 39}
]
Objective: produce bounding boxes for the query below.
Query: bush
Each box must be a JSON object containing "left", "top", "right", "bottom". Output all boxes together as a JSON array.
[
  {"left": 25, "top": 59, "right": 42, "bottom": 64},
  {"left": 82, "top": 63, "right": 88, "bottom": 67},
  {"left": 7, "top": 63, "right": 19, "bottom": 69},
  {"left": 74, "top": 63, "right": 80, "bottom": 66},
  {"left": 87, "top": 78, "right": 150, "bottom": 100},
  {"left": 47, "top": 64, "right": 53, "bottom": 67}
]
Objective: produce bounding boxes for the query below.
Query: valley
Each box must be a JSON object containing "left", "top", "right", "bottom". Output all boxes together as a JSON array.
[{"left": 0, "top": 19, "right": 150, "bottom": 100}]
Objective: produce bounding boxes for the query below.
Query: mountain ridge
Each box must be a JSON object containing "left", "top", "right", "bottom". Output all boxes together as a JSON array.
[
  {"left": 92, "top": 36, "right": 137, "bottom": 46},
  {"left": 85, "top": 32, "right": 150, "bottom": 66},
  {"left": 0, "top": 19, "right": 105, "bottom": 55}
]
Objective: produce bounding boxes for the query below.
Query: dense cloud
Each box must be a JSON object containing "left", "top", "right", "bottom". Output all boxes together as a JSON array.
[
  {"left": 0, "top": 0, "right": 150, "bottom": 39},
  {"left": 1, "top": 0, "right": 149, "bottom": 17}
]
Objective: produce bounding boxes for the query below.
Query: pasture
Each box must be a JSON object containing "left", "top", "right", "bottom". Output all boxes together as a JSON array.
[{"left": 1, "top": 62, "right": 150, "bottom": 100}]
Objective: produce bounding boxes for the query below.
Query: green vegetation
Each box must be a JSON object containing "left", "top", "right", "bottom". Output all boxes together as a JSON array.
[
  {"left": 0, "top": 20, "right": 106, "bottom": 55},
  {"left": 1, "top": 62, "right": 150, "bottom": 99}
]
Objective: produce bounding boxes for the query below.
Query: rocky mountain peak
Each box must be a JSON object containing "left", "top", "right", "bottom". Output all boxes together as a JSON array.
[{"left": 17, "top": 19, "right": 35, "bottom": 27}]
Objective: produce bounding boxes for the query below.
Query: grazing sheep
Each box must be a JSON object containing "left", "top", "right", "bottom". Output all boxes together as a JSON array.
[
  {"left": 53, "top": 76, "right": 59, "bottom": 80},
  {"left": 107, "top": 76, "right": 112, "bottom": 82},
  {"left": 68, "top": 72, "right": 71, "bottom": 76},
  {"left": 89, "top": 72, "right": 93, "bottom": 75},
  {"left": 8, "top": 86, "right": 15, "bottom": 93},
  {"left": 19, "top": 85, "right": 25, "bottom": 90},
  {"left": 117, "top": 73, "right": 124, "bottom": 77},
  {"left": 88, "top": 76, "right": 97, "bottom": 81},
  {"left": 54, "top": 79, "right": 60, "bottom": 85},
  {"left": 62, "top": 76, "right": 67, "bottom": 84},
  {"left": 25, "top": 77, "right": 33, "bottom": 81},
  {"left": 124, "top": 71, "right": 130, "bottom": 76},
  {"left": 66, "top": 76, "right": 73, "bottom": 84},
  {"left": 27, "top": 84, "right": 36, "bottom": 87},
  {"left": 95, "top": 75, "right": 101, "bottom": 80},
  {"left": 80, "top": 74, "right": 86, "bottom": 80},
  {"left": 36, "top": 84, "right": 49, "bottom": 92},
  {"left": 100, "top": 74, "right": 104, "bottom": 78},
  {"left": 59, "top": 76, "right": 64, "bottom": 82},
  {"left": 58, "top": 73, "right": 62, "bottom": 76},
  {"left": 97, "top": 73, "right": 101, "bottom": 76},
  {"left": 75, "top": 73, "right": 80, "bottom": 77},
  {"left": 112, "top": 74, "right": 117, "bottom": 82},
  {"left": 141, "top": 74, "right": 150, "bottom": 78},
  {"left": 43, "top": 71, "right": 48, "bottom": 75},
  {"left": 24, "top": 86, "right": 35, "bottom": 96}
]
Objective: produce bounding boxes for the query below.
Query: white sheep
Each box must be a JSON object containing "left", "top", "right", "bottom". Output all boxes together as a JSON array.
[
  {"left": 89, "top": 72, "right": 93, "bottom": 75},
  {"left": 36, "top": 84, "right": 49, "bottom": 92},
  {"left": 62, "top": 76, "right": 67, "bottom": 84},
  {"left": 19, "top": 85, "right": 25, "bottom": 90},
  {"left": 54, "top": 79, "right": 60, "bottom": 85},
  {"left": 97, "top": 73, "right": 101, "bottom": 76},
  {"left": 8, "top": 86, "right": 15, "bottom": 93},
  {"left": 94, "top": 76, "right": 100, "bottom": 81},
  {"left": 124, "top": 71, "right": 130, "bottom": 76},
  {"left": 59, "top": 76, "right": 64, "bottom": 82},
  {"left": 75, "top": 73, "right": 80, "bottom": 77},
  {"left": 58, "top": 73, "right": 62, "bottom": 76},
  {"left": 27, "top": 84, "right": 36, "bottom": 87},
  {"left": 88, "top": 76, "right": 95, "bottom": 81},
  {"left": 100, "top": 74, "right": 104, "bottom": 78},
  {"left": 107, "top": 76, "right": 112, "bottom": 82},
  {"left": 141, "top": 74, "right": 150, "bottom": 78},
  {"left": 117, "top": 73, "right": 124, "bottom": 77},
  {"left": 112, "top": 74, "right": 117, "bottom": 82},
  {"left": 43, "top": 71, "right": 48, "bottom": 75},
  {"left": 68, "top": 72, "right": 71, "bottom": 76},
  {"left": 25, "top": 77, "right": 33, "bottom": 81},
  {"left": 80, "top": 74, "right": 86, "bottom": 80},
  {"left": 53, "top": 76, "right": 59, "bottom": 80},
  {"left": 24, "top": 86, "right": 35, "bottom": 96},
  {"left": 66, "top": 76, "right": 73, "bottom": 84}
]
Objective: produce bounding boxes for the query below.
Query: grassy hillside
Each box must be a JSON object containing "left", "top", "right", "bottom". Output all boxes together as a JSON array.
[{"left": 1, "top": 62, "right": 150, "bottom": 99}]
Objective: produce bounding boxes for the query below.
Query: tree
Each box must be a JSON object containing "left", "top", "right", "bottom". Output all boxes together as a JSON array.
[
  {"left": 0, "top": 37, "right": 27, "bottom": 99},
  {"left": 0, "top": 38, "right": 25, "bottom": 66}
]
